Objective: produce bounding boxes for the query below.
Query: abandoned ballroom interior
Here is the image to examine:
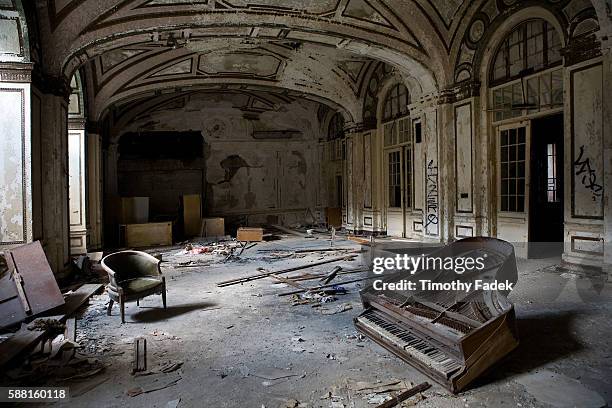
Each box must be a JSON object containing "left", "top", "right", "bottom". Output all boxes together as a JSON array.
[{"left": 1, "top": 0, "right": 612, "bottom": 407}]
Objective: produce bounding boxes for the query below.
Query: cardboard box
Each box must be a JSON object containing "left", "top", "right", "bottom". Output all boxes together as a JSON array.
[
  {"left": 201, "top": 218, "right": 224, "bottom": 237},
  {"left": 237, "top": 227, "right": 264, "bottom": 242},
  {"left": 125, "top": 222, "right": 172, "bottom": 247},
  {"left": 182, "top": 194, "right": 202, "bottom": 237},
  {"left": 120, "top": 197, "right": 149, "bottom": 224}
]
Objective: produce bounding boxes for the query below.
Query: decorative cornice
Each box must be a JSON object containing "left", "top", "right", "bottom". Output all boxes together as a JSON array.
[
  {"left": 31, "top": 70, "right": 71, "bottom": 99},
  {"left": 0, "top": 62, "right": 33, "bottom": 83},
  {"left": 439, "top": 81, "right": 480, "bottom": 105},
  {"left": 68, "top": 118, "right": 87, "bottom": 129},
  {"left": 563, "top": 34, "right": 602, "bottom": 67}
]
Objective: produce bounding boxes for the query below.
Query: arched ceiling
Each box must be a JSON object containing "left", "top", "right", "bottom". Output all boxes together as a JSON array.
[
  {"left": 80, "top": 38, "right": 375, "bottom": 121},
  {"left": 108, "top": 86, "right": 335, "bottom": 135},
  {"left": 32, "top": 0, "right": 605, "bottom": 124},
  {"left": 33, "top": 0, "right": 463, "bottom": 116}
]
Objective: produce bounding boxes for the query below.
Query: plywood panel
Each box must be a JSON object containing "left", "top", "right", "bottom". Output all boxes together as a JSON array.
[
  {"left": 182, "top": 194, "right": 201, "bottom": 237},
  {"left": 201, "top": 218, "right": 224, "bottom": 237},
  {"left": 125, "top": 222, "right": 172, "bottom": 247},
  {"left": 120, "top": 197, "right": 149, "bottom": 224}
]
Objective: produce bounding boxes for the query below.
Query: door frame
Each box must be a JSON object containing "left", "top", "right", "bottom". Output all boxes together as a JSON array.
[{"left": 495, "top": 120, "right": 531, "bottom": 257}]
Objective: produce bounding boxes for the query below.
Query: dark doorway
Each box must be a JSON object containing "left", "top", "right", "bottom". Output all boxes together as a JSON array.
[{"left": 529, "top": 114, "right": 564, "bottom": 257}]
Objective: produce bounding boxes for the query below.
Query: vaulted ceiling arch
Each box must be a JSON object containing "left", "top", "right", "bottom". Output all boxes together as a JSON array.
[
  {"left": 103, "top": 85, "right": 356, "bottom": 141},
  {"left": 80, "top": 38, "right": 369, "bottom": 121},
  {"left": 36, "top": 0, "right": 450, "bottom": 92}
]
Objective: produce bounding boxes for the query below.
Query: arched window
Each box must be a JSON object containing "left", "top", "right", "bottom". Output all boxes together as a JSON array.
[
  {"left": 382, "top": 84, "right": 409, "bottom": 122},
  {"left": 327, "top": 112, "right": 344, "bottom": 141},
  {"left": 491, "top": 19, "right": 562, "bottom": 85}
]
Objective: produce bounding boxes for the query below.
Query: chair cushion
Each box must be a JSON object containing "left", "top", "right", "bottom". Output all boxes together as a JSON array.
[{"left": 121, "top": 277, "right": 162, "bottom": 295}]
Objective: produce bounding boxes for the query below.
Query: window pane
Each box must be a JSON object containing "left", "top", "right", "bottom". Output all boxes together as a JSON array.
[
  {"left": 527, "top": 76, "right": 539, "bottom": 111},
  {"left": 508, "top": 28, "right": 524, "bottom": 76},
  {"left": 526, "top": 21, "right": 544, "bottom": 70},
  {"left": 500, "top": 127, "right": 526, "bottom": 212},
  {"left": 551, "top": 69, "right": 563, "bottom": 106},
  {"left": 547, "top": 26, "right": 562, "bottom": 64},
  {"left": 540, "top": 72, "right": 552, "bottom": 107},
  {"left": 493, "top": 46, "right": 507, "bottom": 81}
]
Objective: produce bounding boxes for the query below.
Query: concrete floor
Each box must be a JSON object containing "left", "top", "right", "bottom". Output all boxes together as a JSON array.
[{"left": 12, "top": 236, "right": 612, "bottom": 408}]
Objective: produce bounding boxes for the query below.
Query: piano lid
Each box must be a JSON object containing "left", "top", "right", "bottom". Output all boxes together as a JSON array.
[{"left": 360, "top": 238, "right": 518, "bottom": 336}]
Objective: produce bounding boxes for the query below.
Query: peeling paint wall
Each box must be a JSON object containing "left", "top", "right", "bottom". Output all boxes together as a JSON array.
[{"left": 115, "top": 92, "right": 322, "bottom": 227}]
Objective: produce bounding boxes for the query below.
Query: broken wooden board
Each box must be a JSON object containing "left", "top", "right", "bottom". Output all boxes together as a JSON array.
[
  {"left": 217, "top": 254, "right": 358, "bottom": 287},
  {"left": 0, "top": 315, "right": 62, "bottom": 367},
  {"left": 182, "top": 194, "right": 202, "bottom": 237},
  {"left": 0, "top": 241, "right": 65, "bottom": 329},
  {"left": 0, "top": 284, "right": 103, "bottom": 368},
  {"left": 200, "top": 217, "right": 224, "bottom": 237},
  {"left": 271, "top": 224, "right": 308, "bottom": 238},
  {"left": 124, "top": 222, "right": 172, "bottom": 247},
  {"left": 132, "top": 337, "right": 147, "bottom": 374}
]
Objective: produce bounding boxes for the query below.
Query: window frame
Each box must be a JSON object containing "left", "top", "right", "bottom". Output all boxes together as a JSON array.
[
  {"left": 489, "top": 19, "right": 563, "bottom": 88},
  {"left": 382, "top": 83, "right": 409, "bottom": 122},
  {"left": 497, "top": 123, "right": 529, "bottom": 215}
]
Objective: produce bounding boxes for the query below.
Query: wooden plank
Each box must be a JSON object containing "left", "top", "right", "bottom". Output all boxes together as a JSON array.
[
  {"left": 0, "top": 284, "right": 103, "bottom": 367},
  {"left": 277, "top": 267, "right": 368, "bottom": 282},
  {"left": 125, "top": 222, "right": 172, "bottom": 247},
  {"left": 132, "top": 337, "right": 147, "bottom": 374},
  {"left": 182, "top": 194, "right": 201, "bottom": 237},
  {"left": 216, "top": 254, "right": 358, "bottom": 287},
  {"left": 256, "top": 247, "right": 354, "bottom": 253},
  {"left": 325, "top": 207, "right": 342, "bottom": 228},
  {"left": 64, "top": 317, "right": 77, "bottom": 342},
  {"left": 258, "top": 269, "right": 305, "bottom": 290},
  {"left": 0, "top": 241, "right": 65, "bottom": 329},
  {"left": 120, "top": 197, "right": 149, "bottom": 224},
  {"left": 0, "top": 315, "right": 62, "bottom": 367},
  {"left": 277, "top": 275, "right": 377, "bottom": 296},
  {"left": 270, "top": 224, "right": 307, "bottom": 237},
  {"left": 374, "top": 382, "right": 430, "bottom": 408},
  {"left": 201, "top": 218, "right": 224, "bottom": 237}
]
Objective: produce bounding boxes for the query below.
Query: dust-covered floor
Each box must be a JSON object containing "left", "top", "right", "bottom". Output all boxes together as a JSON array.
[{"left": 5, "top": 235, "right": 612, "bottom": 408}]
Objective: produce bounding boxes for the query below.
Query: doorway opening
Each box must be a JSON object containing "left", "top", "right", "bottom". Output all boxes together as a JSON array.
[{"left": 529, "top": 113, "right": 564, "bottom": 257}]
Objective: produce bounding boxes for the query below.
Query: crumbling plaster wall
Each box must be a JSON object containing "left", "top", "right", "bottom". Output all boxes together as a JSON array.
[{"left": 115, "top": 94, "right": 323, "bottom": 227}]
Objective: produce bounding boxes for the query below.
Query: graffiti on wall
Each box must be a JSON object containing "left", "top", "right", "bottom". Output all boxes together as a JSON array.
[
  {"left": 574, "top": 145, "right": 603, "bottom": 201},
  {"left": 425, "top": 159, "right": 439, "bottom": 236}
]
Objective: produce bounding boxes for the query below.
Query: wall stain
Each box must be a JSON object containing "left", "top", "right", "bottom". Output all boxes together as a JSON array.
[
  {"left": 291, "top": 151, "right": 307, "bottom": 175},
  {"left": 244, "top": 178, "right": 257, "bottom": 209},
  {"left": 218, "top": 155, "right": 250, "bottom": 184}
]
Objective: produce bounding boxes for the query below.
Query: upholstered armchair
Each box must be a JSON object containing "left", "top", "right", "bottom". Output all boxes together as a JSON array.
[{"left": 101, "top": 250, "right": 167, "bottom": 323}]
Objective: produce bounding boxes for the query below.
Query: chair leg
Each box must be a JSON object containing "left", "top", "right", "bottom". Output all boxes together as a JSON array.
[
  {"left": 107, "top": 299, "right": 114, "bottom": 316},
  {"left": 120, "top": 297, "right": 125, "bottom": 324}
]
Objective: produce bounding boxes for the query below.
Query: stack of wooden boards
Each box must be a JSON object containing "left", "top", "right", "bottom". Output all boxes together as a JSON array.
[
  {"left": 117, "top": 196, "right": 173, "bottom": 247},
  {"left": 0, "top": 241, "right": 103, "bottom": 367}
]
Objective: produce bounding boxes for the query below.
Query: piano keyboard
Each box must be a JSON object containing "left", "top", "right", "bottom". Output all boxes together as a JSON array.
[{"left": 356, "top": 309, "right": 463, "bottom": 378}]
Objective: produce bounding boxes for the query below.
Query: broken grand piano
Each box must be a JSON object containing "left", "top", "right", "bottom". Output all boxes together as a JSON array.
[{"left": 355, "top": 238, "right": 519, "bottom": 393}]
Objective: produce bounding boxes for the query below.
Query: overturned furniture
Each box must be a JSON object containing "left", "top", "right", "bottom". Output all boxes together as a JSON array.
[
  {"left": 101, "top": 251, "right": 167, "bottom": 323},
  {"left": 0, "top": 241, "right": 65, "bottom": 329},
  {"left": 355, "top": 237, "right": 519, "bottom": 393}
]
